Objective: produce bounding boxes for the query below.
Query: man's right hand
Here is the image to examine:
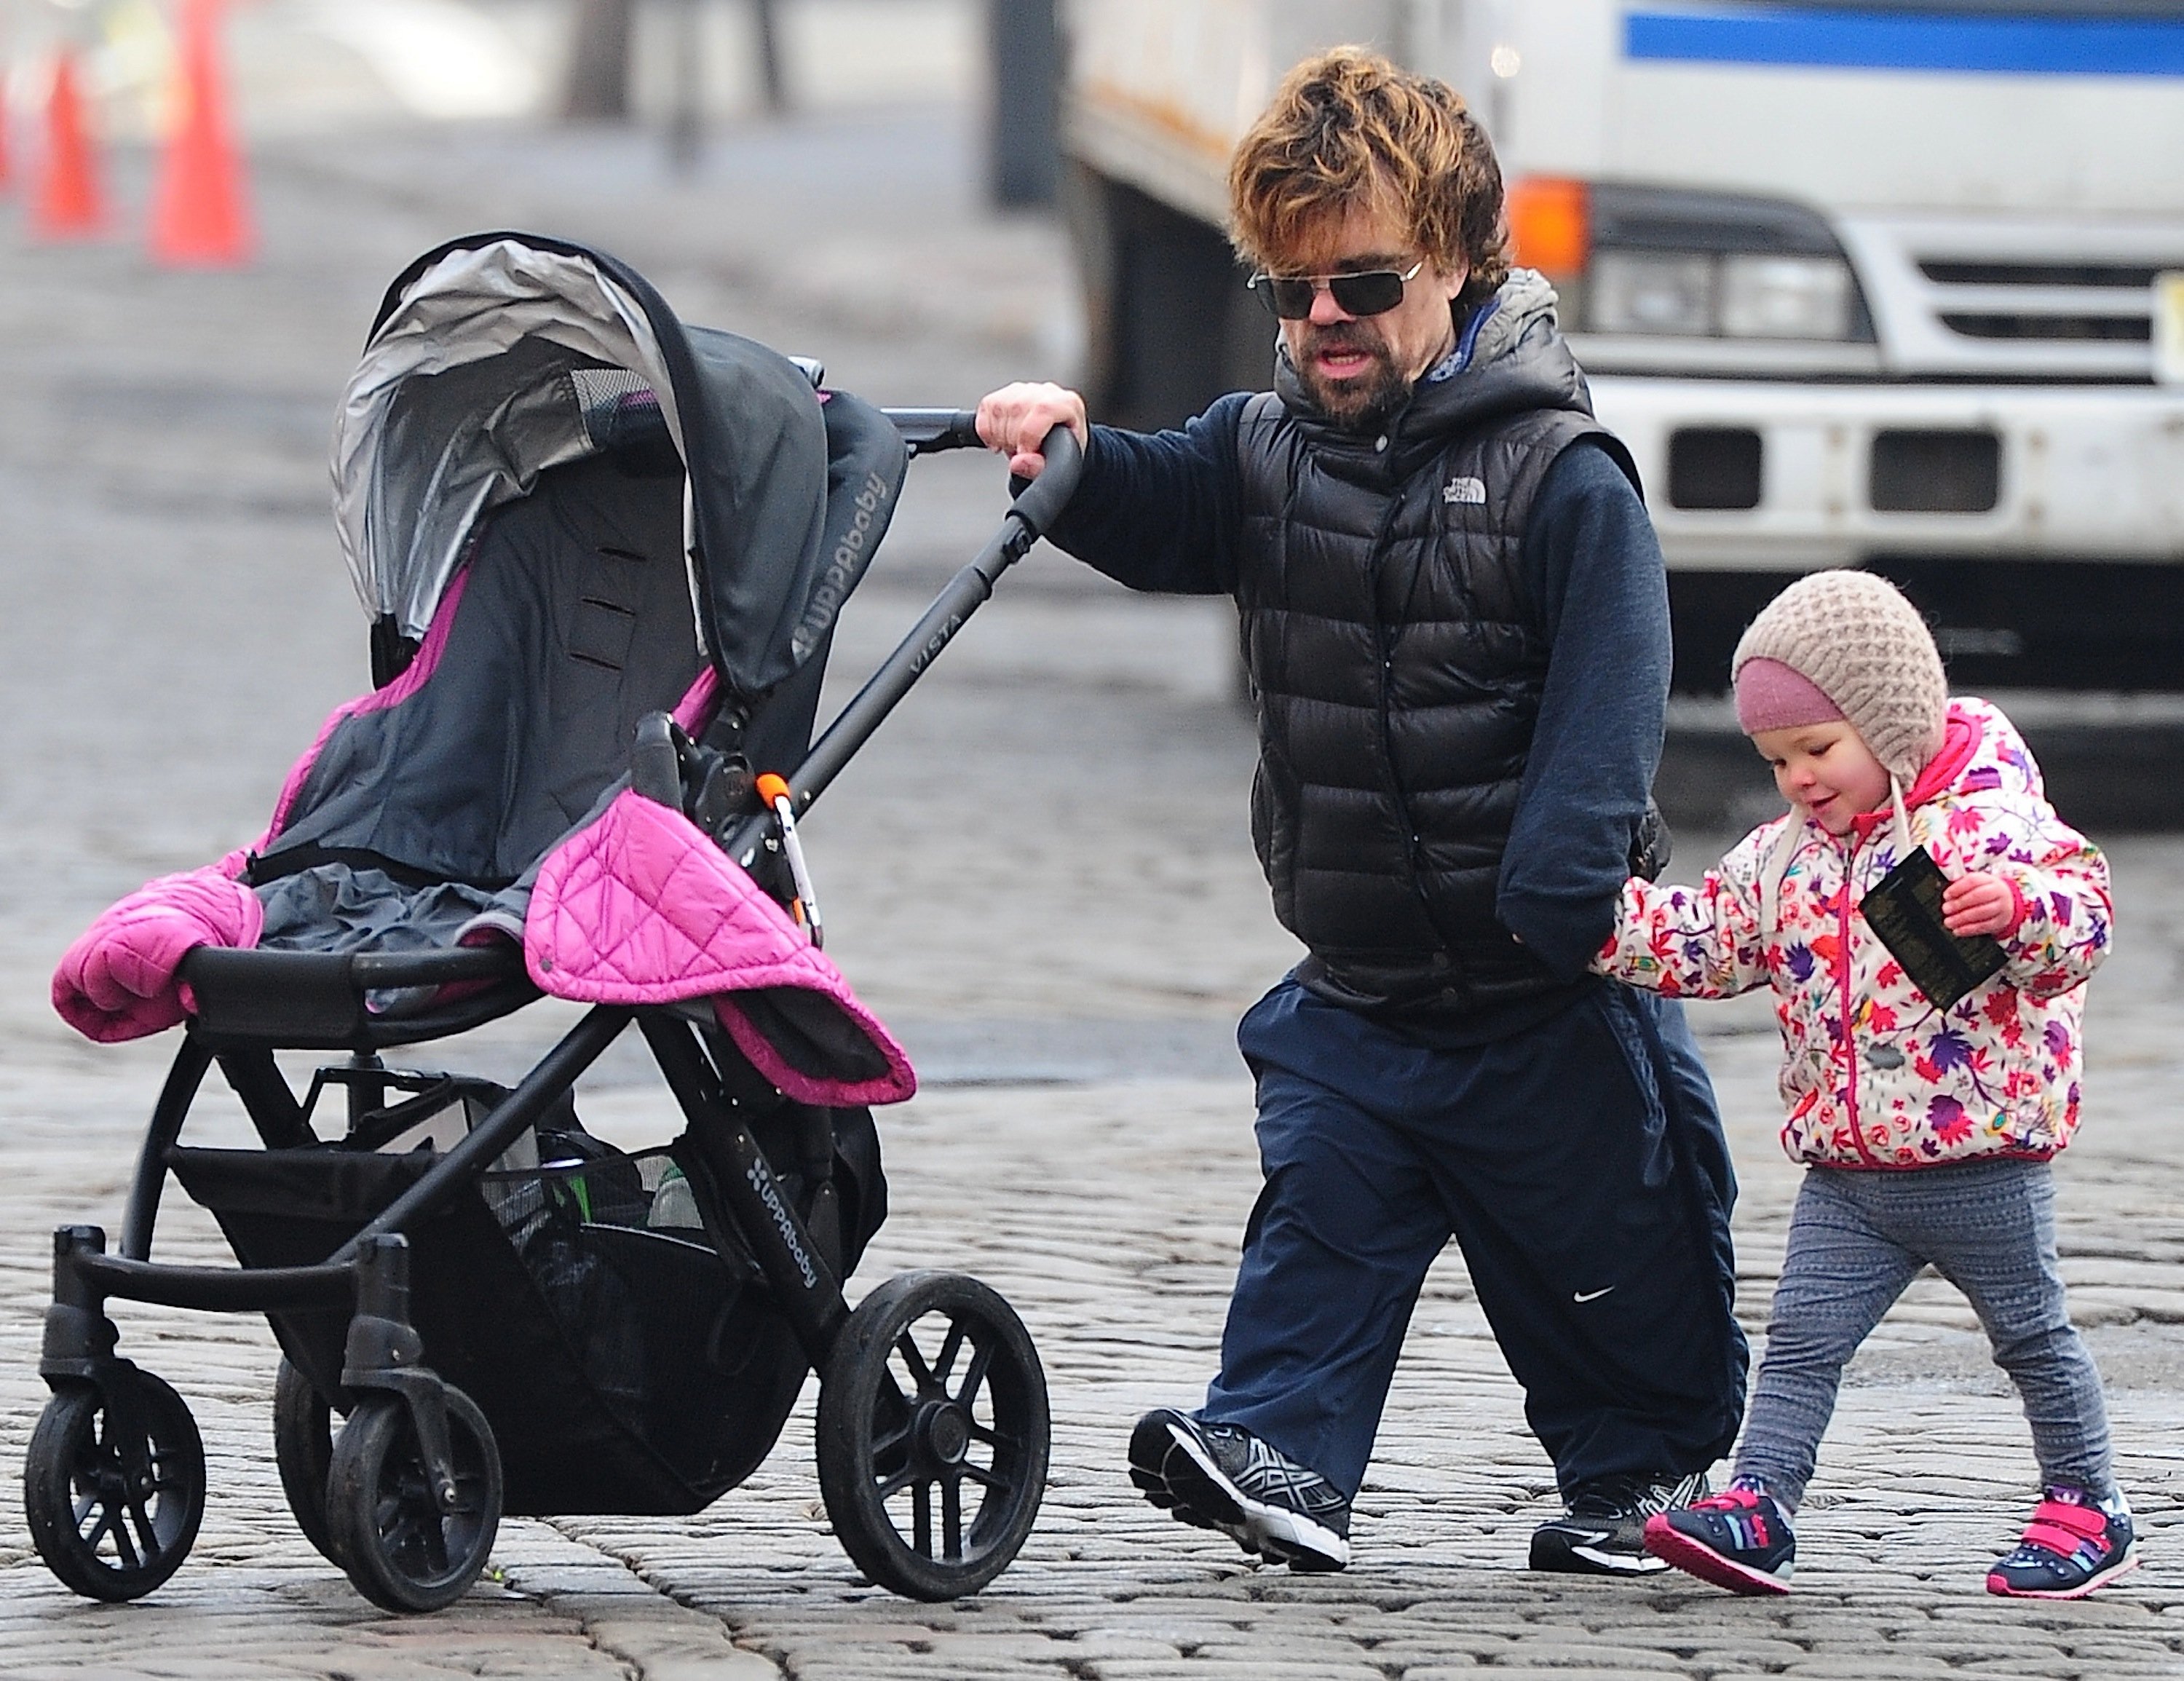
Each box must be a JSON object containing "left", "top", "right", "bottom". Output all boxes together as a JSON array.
[{"left": 975, "top": 383, "right": 1088, "bottom": 480}]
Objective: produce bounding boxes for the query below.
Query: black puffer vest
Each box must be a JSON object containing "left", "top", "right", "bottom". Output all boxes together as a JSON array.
[{"left": 1236, "top": 274, "right": 1637, "bottom": 1016}]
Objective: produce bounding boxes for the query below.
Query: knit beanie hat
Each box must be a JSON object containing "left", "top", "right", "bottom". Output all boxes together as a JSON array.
[{"left": 1730, "top": 571, "right": 1947, "bottom": 784}]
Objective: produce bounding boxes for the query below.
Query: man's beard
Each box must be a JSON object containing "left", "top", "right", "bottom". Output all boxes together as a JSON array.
[{"left": 1294, "top": 323, "right": 1415, "bottom": 430}]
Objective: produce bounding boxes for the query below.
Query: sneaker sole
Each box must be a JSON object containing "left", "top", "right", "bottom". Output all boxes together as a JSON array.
[
  {"left": 1986, "top": 1547, "right": 2140, "bottom": 1600},
  {"left": 1127, "top": 1413, "right": 1350, "bottom": 1571},
  {"left": 1642, "top": 1514, "right": 1793, "bottom": 1596},
  {"left": 1530, "top": 1527, "right": 1671, "bottom": 1575}
]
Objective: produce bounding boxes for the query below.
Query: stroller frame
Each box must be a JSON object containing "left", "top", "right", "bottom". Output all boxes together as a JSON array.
[{"left": 32, "top": 390, "right": 1083, "bottom": 1611}]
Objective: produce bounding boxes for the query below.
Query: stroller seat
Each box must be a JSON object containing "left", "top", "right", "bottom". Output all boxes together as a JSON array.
[{"left": 183, "top": 437, "right": 701, "bottom": 1050}]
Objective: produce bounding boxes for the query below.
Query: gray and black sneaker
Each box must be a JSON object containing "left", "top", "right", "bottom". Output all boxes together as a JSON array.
[
  {"left": 1128, "top": 1407, "right": 1351, "bottom": 1571},
  {"left": 1530, "top": 1470, "right": 1710, "bottom": 1575}
]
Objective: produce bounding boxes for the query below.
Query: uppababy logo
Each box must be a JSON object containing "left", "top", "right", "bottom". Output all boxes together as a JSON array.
[
  {"left": 748, "top": 1158, "right": 820, "bottom": 1289},
  {"left": 1443, "top": 475, "right": 1487, "bottom": 505},
  {"left": 791, "top": 471, "right": 891, "bottom": 661}
]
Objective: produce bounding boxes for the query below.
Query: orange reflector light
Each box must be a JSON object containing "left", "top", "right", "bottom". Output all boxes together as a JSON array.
[
  {"left": 1507, "top": 177, "right": 1589, "bottom": 278},
  {"left": 755, "top": 772, "right": 791, "bottom": 807}
]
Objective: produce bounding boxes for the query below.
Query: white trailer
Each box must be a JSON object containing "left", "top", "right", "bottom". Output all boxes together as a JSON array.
[{"left": 1061, "top": 0, "right": 2184, "bottom": 689}]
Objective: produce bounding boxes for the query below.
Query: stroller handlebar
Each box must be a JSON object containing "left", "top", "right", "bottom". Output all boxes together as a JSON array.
[
  {"left": 881, "top": 408, "right": 983, "bottom": 453},
  {"left": 1005, "top": 424, "right": 1082, "bottom": 543},
  {"left": 878, "top": 411, "right": 1083, "bottom": 538}
]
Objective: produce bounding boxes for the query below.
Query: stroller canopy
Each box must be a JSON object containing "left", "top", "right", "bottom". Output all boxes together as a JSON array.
[{"left": 336, "top": 232, "right": 902, "bottom": 702}]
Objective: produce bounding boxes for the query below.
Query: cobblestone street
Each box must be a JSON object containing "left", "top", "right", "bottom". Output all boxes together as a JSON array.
[{"left": 4, "top": 88, "right": 2184, "bottom": 1680}]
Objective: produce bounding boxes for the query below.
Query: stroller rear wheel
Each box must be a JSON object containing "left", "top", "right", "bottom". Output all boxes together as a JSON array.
[
  {"left": 25, "top": 1370, "right": 206, "bottom": 1602},
  {"left": 816, "top": 1270, "right": 1049, "bottom": 1600},
  {"left": 325, "top": 1384, "right": 502, "bottom": 1613},
  {"left": 272, "top": 1357, "right": 341, "bottom": 1565}
]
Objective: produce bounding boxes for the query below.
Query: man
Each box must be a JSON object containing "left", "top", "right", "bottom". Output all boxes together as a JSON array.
[{"left": 978, "top": 47, "right": 1746, "bottom": 1575}]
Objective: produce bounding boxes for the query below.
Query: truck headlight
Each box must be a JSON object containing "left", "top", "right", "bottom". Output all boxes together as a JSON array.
[
  {"left": 1592, "top": 252, "right": 1716, "bottom": 336},
  {"left": 1509, "top": 179, "right": 1872, "bottom": 344},
  {"left": 1720, "top": 254, "right": 1854, "bottom": 340}
]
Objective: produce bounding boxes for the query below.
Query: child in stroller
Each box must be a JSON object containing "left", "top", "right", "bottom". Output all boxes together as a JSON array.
[{"left": 33, "top": 232, "right": 1080, "bottom": 1613}]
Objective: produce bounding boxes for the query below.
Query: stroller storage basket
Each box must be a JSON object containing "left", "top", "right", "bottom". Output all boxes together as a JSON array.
[{"left": 167, "top": 1108, "right": 871, "bottom": 1514}]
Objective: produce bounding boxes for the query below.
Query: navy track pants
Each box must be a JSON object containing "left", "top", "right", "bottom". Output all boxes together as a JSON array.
[{"left": 1206, "top": 977, "right": 1748, "bottom": 1499}]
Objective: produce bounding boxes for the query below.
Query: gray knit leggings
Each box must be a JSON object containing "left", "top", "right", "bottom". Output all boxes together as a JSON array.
[{"left": 1736, "top": 1158, "right": 2113, "bottom": 1510}]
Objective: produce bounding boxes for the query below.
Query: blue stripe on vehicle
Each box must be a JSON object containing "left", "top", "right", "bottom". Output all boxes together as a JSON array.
[{"left": 1625, "top": 8, "right": 2184, "bottom": 76}]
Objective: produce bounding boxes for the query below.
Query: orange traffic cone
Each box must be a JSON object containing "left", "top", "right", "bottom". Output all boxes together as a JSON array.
[
  {"left": 33, "top": 47, "right": 105, "bottom": 239},
  {"left": 150, "top": 0, "right": 251, "bottom": 266}
]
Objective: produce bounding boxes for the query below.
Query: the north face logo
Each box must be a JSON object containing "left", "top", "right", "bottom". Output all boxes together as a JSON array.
[{"left": 1442, "top": 476, "right": 1486, "bottom": 505}]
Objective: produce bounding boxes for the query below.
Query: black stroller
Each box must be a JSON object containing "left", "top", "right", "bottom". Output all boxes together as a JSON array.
[{"left": 28, "top": 232, "right": 1080, "bottom": 1612}]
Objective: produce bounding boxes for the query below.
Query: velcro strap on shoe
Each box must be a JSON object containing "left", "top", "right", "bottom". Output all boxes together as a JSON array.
[
  {"left": 2029, "top": 1500, "right": 2108, "bottom": 1540},
  {"left": 1695, "top": 1488, "right": 1761, "bottom": 1511},
  {"left": 2021, "top": 1501, "right": 2108, "bottom": 1558}
]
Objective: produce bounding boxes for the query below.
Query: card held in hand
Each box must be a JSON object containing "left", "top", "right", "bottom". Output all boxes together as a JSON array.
[{"left": 1858, "top": 846, "right": 2009, "bottom": 1010}]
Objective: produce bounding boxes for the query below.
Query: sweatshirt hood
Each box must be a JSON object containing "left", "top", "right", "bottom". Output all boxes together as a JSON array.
[{"left": 1272, "top": 268, "right": 1594, "bottom": 478}]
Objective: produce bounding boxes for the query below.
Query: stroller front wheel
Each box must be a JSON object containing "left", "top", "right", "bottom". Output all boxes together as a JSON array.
[
  {"left": 25, "top": 1370, "right": 206, "bottom": 1602},
  {"left": 325, "top": 1383, "right": 502, "bottom": 1613},
  {"left": 816, "top": 1270, "right": 1050, "bottom": 1601}
]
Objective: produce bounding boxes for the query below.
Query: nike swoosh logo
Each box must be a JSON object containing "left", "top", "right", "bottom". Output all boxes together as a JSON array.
[{"left": 1573, "top": 1286, "right": 1615, "bottom": 1303}]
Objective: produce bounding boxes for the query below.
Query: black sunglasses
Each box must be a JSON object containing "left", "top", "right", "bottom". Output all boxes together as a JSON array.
[{"left": 1247, "top": 259, "right": 1425, "bottom": 320}]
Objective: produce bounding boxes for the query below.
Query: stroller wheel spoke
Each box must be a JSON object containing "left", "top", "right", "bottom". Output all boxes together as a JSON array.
[
  {"left": 954, "top": 1341, "right": 994, "bottom": 1409},
  {"left": 930, "top": 1321, "right": 967, "bottom": 1390},
  {"left": 124, "top": 1498, "right": 162, "bottom": 1567},
  {"left": 877, "top": 1463, "right": 919, "bottom": 1498},
  {"left": 105, "top": 1499, "right": 143, "bottom": 1571},
  {"left": 959, "top": 1460, "right": 1008, "bottom": 1493},
  {"left": 895, "top": 1329, "right": 938, "bottom": 1397},
  {"left": 911, "top": 1480, "right": 932, "bottom": 1556},
  {"left": 941, "top": 1474, "right": 963, "bottom": 1560},
  {"left": 874, "top": 1371, "right": 913, "bottom": 1432}
]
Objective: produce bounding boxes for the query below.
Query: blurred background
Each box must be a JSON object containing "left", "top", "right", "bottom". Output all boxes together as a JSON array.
[{"left": 0, "top": 0, "right": 2180, "bottom": 1079}]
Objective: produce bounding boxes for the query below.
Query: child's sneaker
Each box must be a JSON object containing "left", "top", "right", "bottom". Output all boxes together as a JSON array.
[
  {"left": 1987, "top": 1487, "right": 2137, "bottom": 1599},
  {"left": 1642, "top": 1483, "right": 1795, "bottom": 1594}
]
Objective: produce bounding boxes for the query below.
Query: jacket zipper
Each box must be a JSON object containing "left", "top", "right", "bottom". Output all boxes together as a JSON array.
[
  {"left": 1366, "top": 496, "right": 1427, "bottom": 890},
  {"left": 1366, "top": 484, "right": 1474, "bottom": 994},
  {"left": 1836, "top": 829, "right": 1879, "bottom": 1167}
]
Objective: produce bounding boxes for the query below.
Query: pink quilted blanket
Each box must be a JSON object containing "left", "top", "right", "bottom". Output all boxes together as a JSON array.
[{"left": 526, "top": 789, "right": 914, "bottom": 1107}]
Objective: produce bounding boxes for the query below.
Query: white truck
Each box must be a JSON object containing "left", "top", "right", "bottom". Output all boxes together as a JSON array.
[{"left": 1060, "top": 0, "right": 2184, "bottom": 690}]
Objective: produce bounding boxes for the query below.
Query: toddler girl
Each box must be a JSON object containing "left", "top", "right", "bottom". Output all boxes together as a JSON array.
[{"left": 1598, "top": 570, "right": 2129, "bottom": 1598}]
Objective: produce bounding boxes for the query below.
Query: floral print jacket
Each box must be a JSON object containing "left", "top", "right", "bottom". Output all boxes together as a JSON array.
[{"left": 1596, "top": 698, "right": 2110, "bottom": 1170}]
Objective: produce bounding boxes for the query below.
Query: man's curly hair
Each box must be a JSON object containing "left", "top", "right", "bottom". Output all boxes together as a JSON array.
[{"left": 1228, "top": 46, "right": 1509, "bottom": 310}]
